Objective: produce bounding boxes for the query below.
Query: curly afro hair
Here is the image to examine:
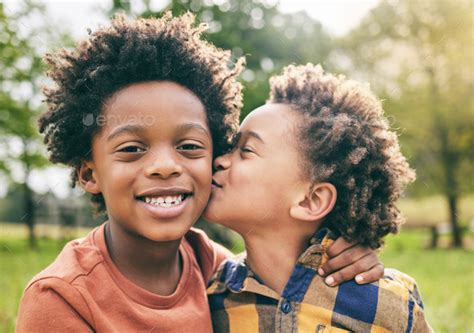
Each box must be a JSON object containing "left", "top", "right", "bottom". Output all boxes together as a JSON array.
[
  {"left": 268, "top": 64, "right": 415, "bottom": 248},
  {"left": 39, "top": 12, "right": 244, "bottom": 212}
]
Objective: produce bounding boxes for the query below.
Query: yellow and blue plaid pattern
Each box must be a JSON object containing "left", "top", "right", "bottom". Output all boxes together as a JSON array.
[{"left": 207, "top": 229, "right": 432, "bottom": 333}]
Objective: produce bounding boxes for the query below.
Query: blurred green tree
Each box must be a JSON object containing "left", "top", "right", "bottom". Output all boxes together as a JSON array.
[
  {"left": 0, "top": 2, "right": 71, "bottom": 247},
  {"left": 110, "top": 0, "right": 333, "bottom": 119},
  {"left": 338, "top": 0, "right": 473, "bottom": 247}
]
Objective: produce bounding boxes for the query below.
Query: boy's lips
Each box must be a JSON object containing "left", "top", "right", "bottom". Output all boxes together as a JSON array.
[
  {"left": 136, "top": 186, "right": 192, "bottom": 198},
  {"left": 211, "top": 178, "right": 222, "bottom": 189}
]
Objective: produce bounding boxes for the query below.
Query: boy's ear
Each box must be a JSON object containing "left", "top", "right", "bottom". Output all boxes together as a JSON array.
[
  {"left": 289, "top": 183, "right": 337, "bottom": 222},
  {"left": 77, "top": 161, "right": 101, "bottom": 194}
]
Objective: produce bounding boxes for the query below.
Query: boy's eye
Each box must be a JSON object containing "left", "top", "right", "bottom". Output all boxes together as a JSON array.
[
  {"left": 117, "top": 146, "right": 146, "bottom": 153},
  {"left": 177, "top": 142, "right": 207, "bottom": 158},
  {"left": 178, "top": 143, "right": 203, "bottom": 151},
  {"left": 239, "top": 146, "right": 253, "bottom": 154}
]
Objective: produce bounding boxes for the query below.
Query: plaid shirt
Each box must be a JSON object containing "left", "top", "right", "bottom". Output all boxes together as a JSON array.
[{"left": 207, "top": 229, "right": 432, "bottom": 333}]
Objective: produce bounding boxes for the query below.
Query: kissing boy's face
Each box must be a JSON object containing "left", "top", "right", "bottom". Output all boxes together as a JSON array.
[
  {"left": 81, "top": 81, "right": 213, "bottom": 242},
  {"left": 203, "top": 104, "right": 307, "bottom": 235}
]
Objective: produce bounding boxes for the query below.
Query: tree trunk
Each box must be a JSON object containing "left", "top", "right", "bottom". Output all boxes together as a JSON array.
[
  {"left": 21, "top": 138, "right": 37, "bottom": 249},
  {"left": 447, "top": 194, "right": 463, "bottom": 248},
  {"left": 23, "top": 182, "right": 37, "bottom": 249},
  {"left": 440, "top": 128, "right": 463, "bottom": 248},
  {"left": 426, "top": 65, "right": 463, "bottom": 248},
  {"left": 429, "top": 226, "right": 439, "bottom": 249}
]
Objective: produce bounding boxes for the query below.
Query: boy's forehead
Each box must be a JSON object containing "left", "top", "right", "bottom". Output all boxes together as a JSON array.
[
  {"left": 238, "top": 103, "right": 300, "bottom": 148},
  {"left": 95, "top": 81, "right": 210, "bottom": 136},
  {"left": 105, "top": 81, "right": 204, "bottom": 112},
  {"left": 241, "top": 103, "right": 295, "bottom": 130}
]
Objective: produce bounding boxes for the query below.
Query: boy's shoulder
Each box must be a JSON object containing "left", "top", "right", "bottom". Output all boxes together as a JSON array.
[
  {"left": 331, "top": 267, "right": 425, "bottom": 310},
  {"left": 25, "top": 225, "right": 231, "bottom": 292},
  {"left": 305, "top": 268, "right": 430, "bottom": 332},
  {"left": 294, "top": 267, "right": 431, "bottom": 333},
  {"left": 207, "top": 253, "right": 257, "bottom": 295},
  {"left": 24, "top": 224, "right": 105, "bottom": 291},
  {"left": 378, "top": 268, "right": 424, "bottom": 306},
  {"left": 208, "top": 256, "right": 422, "bottom": 301},
  {"left": 184, "top": 227, "right": 233, "bottom": 283}
]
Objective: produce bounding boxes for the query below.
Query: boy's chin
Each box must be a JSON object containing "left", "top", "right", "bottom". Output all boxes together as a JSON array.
[
  {"left": 202, "top": 207, "right": 227, "bottom": 226},
  {"left": 202, "top": 214, "right": 242, "bottom": 235},
  {"left": 138, "top": 223, "right": 194, "bottom": 243},
  {"left": 201, "top": 209, "right": 219, "bottom": 224}
]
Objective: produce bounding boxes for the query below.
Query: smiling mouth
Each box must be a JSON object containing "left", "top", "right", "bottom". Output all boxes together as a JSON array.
[{"left": 136, "top": 193, "right": 192, "bottom": 208}]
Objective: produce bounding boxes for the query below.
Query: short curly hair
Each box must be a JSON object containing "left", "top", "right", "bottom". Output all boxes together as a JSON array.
[
  {"left": 39, "top": 13, "right": 243, "bottom": 211},
  {"left": 269, "top": 64, "right": 415, "bottom": 248}
]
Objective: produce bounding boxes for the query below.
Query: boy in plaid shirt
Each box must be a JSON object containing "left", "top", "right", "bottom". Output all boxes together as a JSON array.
[{"left": 205, "top": 64, "right": 432, "bottom": 332}]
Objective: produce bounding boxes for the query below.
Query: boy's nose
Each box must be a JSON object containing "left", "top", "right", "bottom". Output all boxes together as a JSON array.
[
  {"left": 214, "top": 153, "right": 231, "bottom": 171},
  {"left": 145, "top": 152, "right": 183, "bottom": 179}
]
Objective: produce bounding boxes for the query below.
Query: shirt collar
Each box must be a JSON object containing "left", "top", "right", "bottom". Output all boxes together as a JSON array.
[
  {"left": 297, "top": 227, "right": 338, "bottom": 270},
  {"left": 208, "top": 228, "right": 338, "bottom": 297}
]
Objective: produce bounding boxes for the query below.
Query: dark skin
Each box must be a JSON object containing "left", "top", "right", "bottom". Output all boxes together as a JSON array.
[
  {"left": 322, "top": 237, "right": 383, "bottom": 285},
  {"left": 79, "top": 81, "right": 213, "bottom": 295},
  {"left": 79, "top": 81, "right": 382, "bottom": 295}
]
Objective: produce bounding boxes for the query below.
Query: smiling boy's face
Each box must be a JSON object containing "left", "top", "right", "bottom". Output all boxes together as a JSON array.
[
  {"left": 203, "top": 104, "right": 309, "bottom": 234},
  {"left": 80, "top": 81, "right": 213, "bottom": 242}
]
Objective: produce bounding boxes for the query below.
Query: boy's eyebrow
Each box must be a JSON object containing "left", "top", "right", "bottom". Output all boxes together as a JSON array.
[
  {"left": 177, "top": 123, "right": 211, "bottom": 139},
  {"left": 242, "top": 130, "right": 265, "bottom": 144},
  {"left": 107, "top": 124, "right": 146, "bottom": 141},
  {"left": 107, "top": 123, "right": 211, "bottom": 142}
]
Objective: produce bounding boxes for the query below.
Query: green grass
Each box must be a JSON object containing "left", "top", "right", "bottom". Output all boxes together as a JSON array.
[
  {"left": 0, "top": 225, "right": 472, "bottom": 332},
  {"left": 0, "top": 237, "right": 72, "bottom": 332}
]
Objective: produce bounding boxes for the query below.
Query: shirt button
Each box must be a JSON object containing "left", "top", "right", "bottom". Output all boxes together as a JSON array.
[{"left": 281, "top": 300, "right": 292, "bottom": 314}]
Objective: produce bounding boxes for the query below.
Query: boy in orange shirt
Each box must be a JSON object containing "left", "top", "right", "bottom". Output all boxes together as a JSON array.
[{"left": 17, "top": 15, "right": 382, "bottom": 332}]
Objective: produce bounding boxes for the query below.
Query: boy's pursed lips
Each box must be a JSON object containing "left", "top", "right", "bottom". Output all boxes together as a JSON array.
[{"left": 211, "top": 178, "right": 222, "bottom": 189}]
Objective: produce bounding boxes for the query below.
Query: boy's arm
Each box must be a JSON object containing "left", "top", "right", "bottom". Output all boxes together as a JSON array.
[
  {"left": 318, "top": 237, "right": 384, "bottom": 286},
  {"left": 16, "top": 281, "right": 94, "bottom": 332}
]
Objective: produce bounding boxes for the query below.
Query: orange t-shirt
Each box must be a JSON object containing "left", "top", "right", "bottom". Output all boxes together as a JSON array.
[{"left": 16, "top": 223, "right": 232, "bottom": 332}]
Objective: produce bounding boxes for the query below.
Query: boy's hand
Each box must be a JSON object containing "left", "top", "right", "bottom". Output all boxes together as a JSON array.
[{"left": 318, "top": 237, "right": 384, "bottom": 287}]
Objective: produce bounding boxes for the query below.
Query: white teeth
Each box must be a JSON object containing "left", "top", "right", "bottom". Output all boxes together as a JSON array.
[{"left": 142, "top": 194, "right": 186, "bottom": 208}]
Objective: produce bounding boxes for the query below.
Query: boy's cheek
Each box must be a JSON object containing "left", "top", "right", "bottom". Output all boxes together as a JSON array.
[
  {"left": 191, "top": 170, "right": 213, "bottom": 209},
  {"left": 193, "top": 165, "right": 213, "bottom": 191}
]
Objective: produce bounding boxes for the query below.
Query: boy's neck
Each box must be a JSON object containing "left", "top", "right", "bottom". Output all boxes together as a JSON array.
[
  {"left": 104, "top": 222, "right": 182, "bottom": 296},
  {"left": 244, "top": 228, "right": 315, "bottom": 295}
]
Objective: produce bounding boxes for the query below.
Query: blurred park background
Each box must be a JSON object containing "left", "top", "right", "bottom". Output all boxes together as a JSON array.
[{"left": 0, "top": 0, "right": 472, "bottom": 332}]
